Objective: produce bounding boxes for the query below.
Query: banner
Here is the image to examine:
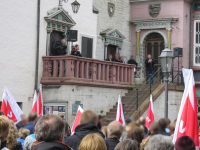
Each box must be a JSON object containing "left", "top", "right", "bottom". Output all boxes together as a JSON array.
[{"left": 116, "top": 95, "right": 125, "bottom": 126}]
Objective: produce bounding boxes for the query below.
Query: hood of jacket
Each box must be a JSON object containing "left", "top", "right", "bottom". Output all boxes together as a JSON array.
[{"left": 32, "top": 141, "right": 71, "bottom": 150}]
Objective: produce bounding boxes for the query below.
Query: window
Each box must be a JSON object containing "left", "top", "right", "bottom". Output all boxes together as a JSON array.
[
  {"left": 194, "top": 20, "right": 200, "bottom": 65},
  {"left": 81, "top": 36, "right": 93, "bottom": 58}
]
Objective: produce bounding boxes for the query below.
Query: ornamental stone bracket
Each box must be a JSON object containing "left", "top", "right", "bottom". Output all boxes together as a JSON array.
[
  {"left": 130, "top": 18, "right": 178, "bottom": 30},
  {"left": 100, "top": 28, "right": 125, "bottom": 47},
  {"left": 44, "top": 6, "right": 76, "bottom": 33}
]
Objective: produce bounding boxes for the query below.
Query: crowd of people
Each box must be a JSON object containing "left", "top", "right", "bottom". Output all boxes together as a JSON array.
[{"left": 0, "top": 110, "right": 197, "bottom": 150}]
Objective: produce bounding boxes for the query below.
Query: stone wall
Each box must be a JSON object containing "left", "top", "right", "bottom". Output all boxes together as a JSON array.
[
  {"left": 141, "top": 91, "right": 183, "bottom": 122},
  {"left": 43, "top": 85, "right": 128, "bottom": 126}
]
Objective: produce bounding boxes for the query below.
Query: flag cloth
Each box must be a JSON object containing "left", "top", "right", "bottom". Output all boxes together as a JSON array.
[
  {"left": 116, "top": 95, "right": 125, "bottom": 126},
  {"left": 146, "top": 94, "right": 154, "bottom": 129},
  {"left": 38, "top": 84, "right": 43, "bottom": 116},
  {"left": 32, "top": 90, "right": 38, "bottom": 113},
  {"left": 173, "top": 69, "right": 199, "bottom": 150},
  {"left": 182, "top": 68, "right": 190, "bottom": 85},
  {"left": 1, "top": 87, "right": 23, "bottom": 124},
  {"left": 71, "top": 106, "right": 84, "bottom": 135}
]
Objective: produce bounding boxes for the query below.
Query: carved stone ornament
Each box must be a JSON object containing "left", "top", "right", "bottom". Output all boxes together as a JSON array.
[
  {"left": 148, "top": 4, "right": 161, "bottom": 18},
  {"left": 108, "top": 3, "right": 115, "bottom": 17}
]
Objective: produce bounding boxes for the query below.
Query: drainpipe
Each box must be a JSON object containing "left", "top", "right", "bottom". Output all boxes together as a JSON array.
[
  {"left": 189, "top": 0, "right": 196, "bottom": 69},
  {"left": 35, "top": 0, "right": 40, "bottom": 90}
]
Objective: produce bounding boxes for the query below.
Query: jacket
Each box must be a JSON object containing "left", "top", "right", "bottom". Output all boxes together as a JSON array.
[
  {"left": 23, "top": 121, "right": 34, "bottom": 134},
  {"left": 106, "top": 138, "right": 119, "bottom": 150},
  {"left": 112, "top": 57, "right": 120, "bottom": 62},
  {"left": 23, "top": 134, "right": 36, "bottom": 150},
  {"left": 106, "top": 58, "right": 112, "bottom": 61},
  {"left": 16, "top": 122, "right": 24, "bottom": 130},
  {"left": 63, "top": 123, "right": 106, "bottom": 150},
  {"left": 32, "top": 141, "right": 71, "bottom": 150},
  {"left": 71, "top": 51, "right": 82, "bottom": 57},
  {"left": 52, "top": 41, "right": 67, "bottom": 56},
  {"left": 158, "top": 129, "right": 171, "bottom": 136},
  {"left": 10, "top": 142, "right": 23, "bottom": 150},
  {"left": 1, "top": 141, "right": 8, "bottom": 150},
  {"left": 128, "top": 59, "right": 138, "bottom": 67},
  {"left": 145, "top": 59, "right": 155, "bottom": 71}
]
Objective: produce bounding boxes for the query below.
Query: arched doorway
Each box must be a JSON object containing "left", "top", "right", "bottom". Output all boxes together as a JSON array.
[{"left": 145, "top": 33, "right": 165, "bottom": 77}]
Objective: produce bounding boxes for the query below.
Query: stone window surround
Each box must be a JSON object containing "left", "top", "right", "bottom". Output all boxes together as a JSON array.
[{"left": 193, "top": 20, "right": 200, "bottom": 66}]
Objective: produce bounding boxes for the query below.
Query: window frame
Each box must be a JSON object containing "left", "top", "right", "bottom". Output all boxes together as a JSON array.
[{"left": 193, "top": 20, "right": 200, "bottom": 66}]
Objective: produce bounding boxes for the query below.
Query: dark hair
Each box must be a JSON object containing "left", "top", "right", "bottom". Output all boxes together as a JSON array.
[
  {"left": 0, "top": 111, "right": 5, "bottom": 116},
  {"left": 139, "top": 117, "right": 146, "bottom": 125},
  {"left": 35, "top": 114, "right": 65, "bottom": 142},
  {"left": 158, "top": 118, "right": 167, "bottom": 129},
  {"left": 28, "top": 112, "right": 37, "bottom": 122},
  {"left": 165, "top": 118, "right": 171, "bottom": 125},
  {"left": 150, "top": 122, "right": 159, "bottom": 133},
  {"left": 127, "top": 127, "right": 144, "bottom": 146},
  {"left": 80, "top": 110, "right": 98, "bottom": 125},
  {"left": 175, "top": 136, "right": 195, "bottom": 150},
  {"left": 115, "top": 139, "right": 138, "bottom": 150},
  {"left": 75, "top": 44, "right": 79, "bottom": 48}
]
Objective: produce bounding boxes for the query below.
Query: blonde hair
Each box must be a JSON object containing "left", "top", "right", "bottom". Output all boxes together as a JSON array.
[
  {"left": 0, "top": 116, "right": 10, "bottom": 148},
  {"left": 18, "top": 128, "right": 30, "bottom": 139},
  {"left": 128, "top": 121, "right": 140, "bottom": 131},
  {"left": 78, "top": 133, "right": 107, "bottom": 150},
  {"left": 101, "top": 126, "right": 107, "bottom": 138},
  {"left": 6, "top": 120, "right": 18, "bottom": 149}
]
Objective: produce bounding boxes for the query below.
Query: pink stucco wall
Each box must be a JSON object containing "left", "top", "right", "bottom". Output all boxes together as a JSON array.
[{"left": 130, "top": 0, "right": 191, "bottom": 69}]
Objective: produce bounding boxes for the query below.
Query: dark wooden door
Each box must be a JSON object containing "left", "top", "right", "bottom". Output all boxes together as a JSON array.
[{"left": 107, "top": 45, "right": 117, "bottom": 58}]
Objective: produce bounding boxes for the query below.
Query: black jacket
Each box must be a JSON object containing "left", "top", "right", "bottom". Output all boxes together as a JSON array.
[
  {"left": 112, "top": 57, "right": 120, "bottom": 62},
  {"left": 128, "top": 59, "right": 138, "bottom": 67},
  {"left": 71, "top": 51, "right": 82, "bottom": 57},
  {"left": 145, "top": 58, "right": 155, "bottom": 71},
  {"left": 63, "top": 123, "right": 106, "bottom": 150},
  {"left": 52, "top": 41, "right": 67, "bottom": 56},
  {"left": 32, "top": 141, "right": 71, "bottom": 150},
  {"left": 106, "top": 58, "right": 112, "bottom": 61},
  {"left": 11, "top": 142, "right": 23, "bottom": 150},
  {"left": 106, "top": 138, "right": 120, "bottom": 150},
  {"left": 158, "top": 129, "right": 171, "bottom": 136},
  {"left": 16, "top": 122, "right": 24, "bottom": 130},
  {"left": 1, "top": 141, "right": 7, "bottom": 149}
]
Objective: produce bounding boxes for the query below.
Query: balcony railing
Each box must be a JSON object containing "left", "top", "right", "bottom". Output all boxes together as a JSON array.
[{"left": 41, "top": 56, "right": 136, "bottom": 89}]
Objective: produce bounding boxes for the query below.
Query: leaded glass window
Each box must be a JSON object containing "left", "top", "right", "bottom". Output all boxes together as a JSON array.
[{"left": 194, "top": 20, "right": 200, "bottom": 65}]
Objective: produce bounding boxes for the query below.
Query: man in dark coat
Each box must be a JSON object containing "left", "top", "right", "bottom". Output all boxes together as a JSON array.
[
  {"left": 16, "top": 114, "right": 28, "bottom": 130},
  {"left": 63, "top": 110, "right": 107, "bottom": 150},
  {"left": 139, "top": 117, "right": 148, "bottom": 137},
  {"left": 52, "top": 39, "right": 67, "bottom": 56},
  {"left": 106, "top": 121, "right": 123, "bottom": 150},
  {"left": 145, "top": 54, "right": 155, "bottom": 84},
  {"left": 112, "top": 53, "right": 120, "bottom": 62},
  {"left": 128, "top": 55, "right": 138, "bottom": 67},
  {"left": 106, "top": 54, "right": 113, "bottom": 61},
  {"left": 22, "top": 112, "right": 37, "bottom": 134},
  {"left": 158, "top": 118, "right": 171, "bottom": 136},
  {"left": 97, "top": 115, "right": 103, "bottom": 130},
  {"left": 71, "top": 44, "right": 82, "bottom": 57},
  {"left": 32, "top": 114, "right": 71, "bottom": 150}
]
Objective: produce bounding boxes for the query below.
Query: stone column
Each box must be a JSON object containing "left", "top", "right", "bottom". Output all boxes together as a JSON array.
[
  {"left": 166, "top": 27, "right": 172, "bottom": 49},
  {"left": 104, "top": 44, "right": 108, "bottom": 60},
  {"left": 46, "top": 30, "right": 52, "bottom": 56},
  {"left": 136, "top": 29, "right": 141, "bottom": 56}
]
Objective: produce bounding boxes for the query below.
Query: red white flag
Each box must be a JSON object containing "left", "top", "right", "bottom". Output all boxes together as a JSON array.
[
  {"left": 1, "top": 87, "right": 23, "bottom": 124},
  {"left": 38, "top": 84, "right": 43, "bottom": 116},
  {"left": 32, "top": 90, "right": 37, "bottom": 113},
  {"left": 116, "top": 95, "right": 125, "bottom": 126},
  {"left": 146, "top": 94, "right": 154, "bottom": 129},
  {"left": 173, "top": 69, "right": 199, "bottom": 149},
  {"left": 71, "top": 106, "right": 84, "bottom": 135}
]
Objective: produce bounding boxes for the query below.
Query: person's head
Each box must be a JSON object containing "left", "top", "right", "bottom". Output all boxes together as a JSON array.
[
  {"left": 149, "top": 122, "right": 159, "bottom": 134},
  {"left": 80, "top": 110, "right": 98, "bottom": 125},
  {"left": 144, "top": 134, "right": 174, "bottom": 150},
  {"left": 121, "top": 56, "right": 124, "bottom": 61},
  {"left": 115, "top": 139, "right": 138, "bottom": 150},
  {"left": 28, "top": 111, "right": 37, "bottom": 122},
  {"left": 130, "top": 55, "right": 134, "bottom": 60},
  {"left": 139, "top": 117, "right": 146, "bottom": 126},
  {"left": 98, "top": 115, "right": 103, "bottom": 123},
  {"left": 109, "top": 54, "right": 113, "bottom": 60},
  {"left": 0, "top": 111, "right": 5, "bottom": 116},
  {"left": 165, "top": 118, "right": 171, "bottom": 128},
  {"left": 127, "top": 126, "right": 144, "bottom": 144},
  {"left": 175, "top": 136, "right": 195, "bottom": 150},
  {"left": 72, "top": 45, "right": 75, "bottom": 51},
  {"left": 75, "top": 44, "right": 79, "bottom": 50},
  {"left": 64, "top": 122, "right": 70, "bottom": 136},
  {"left": 125, "top": 119, "right": 132, "bottom": 126},
  {"left": 168, "top": 122, "right": 176, "bottom": 132},
  {"left": 18, "top": 129, "right": 30, "bottom": 140},
  {"left": 20, "top": 114, "right": 28, "bottom": 126},
  {"left": 101, "top": 126, "right": 107, "bottom": 139},
  {"left": 78, "top": 133, "right": 107, "bottom": 150},
  {"left": 35, "top": 114, "right": 65, "bottom": 142},
  {"left": 107, "top": 121, "right": 123, "bottom": 139},
  {"left": 0, "top": 116, "right": 9, "bottom": 147},
  {"left": 158, "top": 118, "right": 167, "bottom": 130},
  {"left": 147, "top": 54, "right": 152, "bottom": 59},
  {"left": 128, "top": 121, "right": 140, "bottom": 131},
  {"left": 7, "top": 120, "right": 18, "bottom": 149},
  {"left": 61, "top": 39, "right": 65, "bottom": 45},
  {"left": 58, "top": 113, "right": 65, "bottom": 120},
  {"left": 115, "top": 53, "right": 119, "bottom": 59}
]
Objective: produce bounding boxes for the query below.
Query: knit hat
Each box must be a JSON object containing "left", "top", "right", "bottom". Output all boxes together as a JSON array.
[{"left": 175, "top": 136, "right": 195, "bottom": 150}]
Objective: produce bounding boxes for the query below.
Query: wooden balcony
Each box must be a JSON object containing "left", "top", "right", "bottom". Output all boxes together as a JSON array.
[{"left": 41, "top": 56, "right": 136, "bottom": 89}]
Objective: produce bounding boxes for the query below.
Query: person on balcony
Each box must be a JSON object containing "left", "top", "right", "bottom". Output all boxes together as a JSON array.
[
  {"left": 128, "top": 55, "right": 137, "bottom": 67},
  {"left": 145, "top": 54, "right": 155, "bottom": 84},
  {"left": 52, "top": 39, "right": 67, "bottom": 56},
  {"left": 120, "top": 56, "right": 126, "bottom": 64},
  {"left": 112, "top": 53, "right": 120, "bottom": 62},
  {"left": 106, "top": 54, "right": 113, "bottom": 61},
  {"left": 71, "top": 44, "right": 82, "bottom": 57}
]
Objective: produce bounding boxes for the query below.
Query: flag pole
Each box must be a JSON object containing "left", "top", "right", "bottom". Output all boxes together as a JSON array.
[{"left": 164, "top": 73, "right": 169, "bottom": 118}]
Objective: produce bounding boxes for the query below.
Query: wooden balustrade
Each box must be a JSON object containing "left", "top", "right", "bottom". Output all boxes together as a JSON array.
[{"left": 41, "top": 56, "right": 136, "bottom": 89}]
